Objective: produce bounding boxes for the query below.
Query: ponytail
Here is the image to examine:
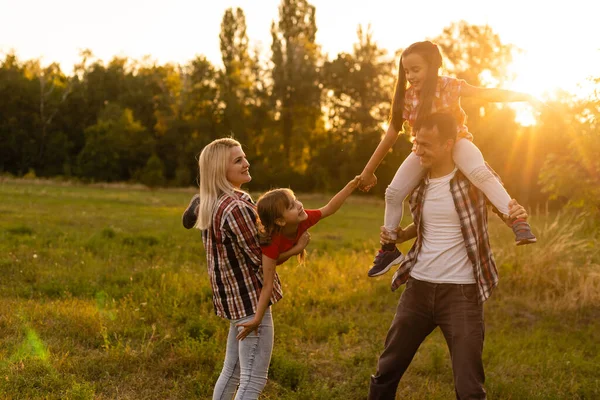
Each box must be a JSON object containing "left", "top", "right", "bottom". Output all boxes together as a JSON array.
[{"left": 389, "top": 57, "right": 408, "bottom": 133}]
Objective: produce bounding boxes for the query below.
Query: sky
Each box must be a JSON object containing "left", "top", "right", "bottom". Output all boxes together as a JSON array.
[{"left": 1, "top": 0, "right": 599, "bottom": 99}]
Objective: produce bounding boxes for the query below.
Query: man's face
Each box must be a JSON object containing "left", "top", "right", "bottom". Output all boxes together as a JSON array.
[{"left": 413, "top": 126, "right": 452, "bottom": 168}]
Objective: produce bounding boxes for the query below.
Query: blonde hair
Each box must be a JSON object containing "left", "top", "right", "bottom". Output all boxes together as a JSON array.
[
  {"left": 195, "top": 138, "right": 242, "bottom": 230},
  {"left": 256, "top": 188, "right": 306, "bottom": 263}
]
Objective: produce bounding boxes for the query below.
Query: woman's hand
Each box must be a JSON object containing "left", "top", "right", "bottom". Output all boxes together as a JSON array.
[
  {"left": 358, "top": 172, "right": 377, "bottom": 192},
  {"left": 236, "top": 317, "right": 260, "bottom": 340}
]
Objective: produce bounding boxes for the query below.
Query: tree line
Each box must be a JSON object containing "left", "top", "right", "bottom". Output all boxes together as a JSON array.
[{"left": 1, "top": 0, "right": 598, "bottom": 211}]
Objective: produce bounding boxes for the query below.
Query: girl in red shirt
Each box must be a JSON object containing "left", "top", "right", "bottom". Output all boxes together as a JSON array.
[{"left": 235, "top": 177, "right": 359, "bottom": 339}]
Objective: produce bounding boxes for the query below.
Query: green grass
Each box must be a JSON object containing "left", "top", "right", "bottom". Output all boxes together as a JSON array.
[{"left": 0, "top": 178, "right": 599, "bottom": 399}]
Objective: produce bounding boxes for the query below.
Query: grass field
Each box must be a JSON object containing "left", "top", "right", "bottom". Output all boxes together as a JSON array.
[{"left": 0, "top": 178, "right": 599, "bottom": 399}]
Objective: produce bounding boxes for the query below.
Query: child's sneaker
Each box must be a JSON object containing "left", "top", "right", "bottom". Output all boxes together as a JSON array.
[
  {"left": 368, "top": 247, "right": 404, "bottom": 277},
  {"left": 512, "top": 218, "right": 537, "bottom": 245},
  {"left": 182, "top": 194, "right": 200, "bottom": 229}
]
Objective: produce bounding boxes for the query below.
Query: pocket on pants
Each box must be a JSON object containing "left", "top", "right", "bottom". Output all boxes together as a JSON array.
[{"left": 460, "top": 284, "right": 479, "bottom": 303}]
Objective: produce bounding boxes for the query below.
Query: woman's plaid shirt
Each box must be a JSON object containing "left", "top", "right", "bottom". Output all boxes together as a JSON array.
[
  {"left": 391, "top": 169, "right": 504, "bottom": 303},
  {"left": 202, "top": 191, "right": 283, "bottom": 320}
]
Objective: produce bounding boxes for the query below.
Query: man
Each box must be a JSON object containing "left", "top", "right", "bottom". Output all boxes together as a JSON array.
[{"left": 368, "top": 112, "right": 530, "bottom": 399}]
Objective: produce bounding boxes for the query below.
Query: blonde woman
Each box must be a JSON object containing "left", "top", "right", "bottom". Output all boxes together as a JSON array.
[{"left": 193, "top": 138, "right": 307, "bottom": 399}]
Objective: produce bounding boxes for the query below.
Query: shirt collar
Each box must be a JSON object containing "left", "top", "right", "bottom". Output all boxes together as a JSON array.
[{"left": 235, "top": 190, "right": 255, "bottom": 205}]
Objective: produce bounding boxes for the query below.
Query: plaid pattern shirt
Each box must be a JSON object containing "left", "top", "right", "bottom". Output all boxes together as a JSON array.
[
  {"left": 404, "top": 76, "right": 472, "bottom": 141},
  {"left": 202, "top": 191, "right": 283, "bottom": 320},
  {"left": 391, "top": 168, "right": 503, "bottom": 303}
]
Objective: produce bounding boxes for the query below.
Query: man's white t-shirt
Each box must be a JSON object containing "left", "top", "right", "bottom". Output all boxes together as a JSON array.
[{"left": 410, "top": 168, "right": 476, "bottom": 284}]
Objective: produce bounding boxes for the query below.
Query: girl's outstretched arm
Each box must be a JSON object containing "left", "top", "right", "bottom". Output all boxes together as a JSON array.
[
  {"left": 319, "top": 176, "right": 360, "bottom": 219},
  {"left": 461, "top": 82, "right": 543, "bottom": 108},
  {"left": 359, "top": 124, "right": 402, "bottom": 191},
  {"left": 236, "top": 255, "right": 276, "bottom": 340}
]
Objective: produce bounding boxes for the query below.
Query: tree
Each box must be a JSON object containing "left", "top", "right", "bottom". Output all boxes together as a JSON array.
[
  {"left": 35, "top": 62, "right": 74, "bottom": 173},
  {"left": 219, "top": 8, "right": 252, "bottom": 144},
  {"left": 270, "top": 0, "right": 323, "bottom": 172},
  {"left": 539, "top": 81, "right": 600, "bottom": 213},
  {"left": 317, "top": 25, "right": 398, "bottom": 191},
  {"left": 433, "top": 21, "right": 518, "bottom": 133},
  {"left": 138, "top": 153, "right": 166, "bottom": 188},
  {"left": 77, "top": 104, "right": 154, "bottom": 181},
  {"left": 434, "top": 21, "right": 515, "bottom": 88},
  {"left": 0, "top": 54, "right": 40, "bottom": 175}
]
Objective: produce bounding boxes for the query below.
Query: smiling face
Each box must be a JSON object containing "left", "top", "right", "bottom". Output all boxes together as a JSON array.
[
  {"left": 402, "top": 53, "right": 429, "bottom": 92},
  {"left": 225, "top": 146, "right": 251, "bottom": 189},
  {"left": 279, "top": 192, "right": 308, "bottom": 226},
  {"left": 413, "top": 125, "right": 452, "bottom": 169}
]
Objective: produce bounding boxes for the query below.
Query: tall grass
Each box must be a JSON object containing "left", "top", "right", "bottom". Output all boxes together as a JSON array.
[
  {"left": 0, "top": 179, "right": 598, "bottom": 399},
  {"left": 492, "top": 212, "right": 600, "bottom": 310}
]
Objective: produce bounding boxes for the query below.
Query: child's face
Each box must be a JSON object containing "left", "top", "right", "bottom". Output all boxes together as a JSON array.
[
  {"left": 402, "top": 53, "right": 429, "bottom": 91},
  {"left": 280, "top": 193, "right": 308, "bottom": 226}
]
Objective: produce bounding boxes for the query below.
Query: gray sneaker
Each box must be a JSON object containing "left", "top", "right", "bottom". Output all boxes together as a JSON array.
[
  {"left": 368, "top": 248, "right": 404, "bottom": 277},
  {"left": 512, "top": 219, "right": 537, "bottom": 245}
]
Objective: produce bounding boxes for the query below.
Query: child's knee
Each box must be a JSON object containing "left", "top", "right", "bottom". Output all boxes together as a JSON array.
[{"left": 468, "top": 165, "right": 495, "bottom": 185}]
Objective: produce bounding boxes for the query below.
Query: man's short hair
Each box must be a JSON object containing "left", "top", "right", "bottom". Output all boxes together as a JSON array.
[{"left": 414, "top": 113, "right": 458, "bottom": 143}]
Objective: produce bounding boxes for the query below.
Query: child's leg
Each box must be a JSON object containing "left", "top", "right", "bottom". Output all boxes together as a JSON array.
[
  {"left": 453, "top": 139, "right": 536, "bottom": 245},
  {"left": 453, "top": 139, "right": 510, "bottom": 216},
  {"left": 384, "top": 152, "right": 427, "bottom": 239},
  {"left": 369, "top": 152, "right": 426, "bottom": 277}
]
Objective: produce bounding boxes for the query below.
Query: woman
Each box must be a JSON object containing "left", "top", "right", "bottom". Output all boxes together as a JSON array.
[{"left": 193, "top": 138, "right": 307, "bottom": 399}]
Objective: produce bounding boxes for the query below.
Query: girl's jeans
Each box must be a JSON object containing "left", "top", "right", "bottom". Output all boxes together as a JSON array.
[{"left": 213, "top": 308, "right": 274, "bottom": 400}]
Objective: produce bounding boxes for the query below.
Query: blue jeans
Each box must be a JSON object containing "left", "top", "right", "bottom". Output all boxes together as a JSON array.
[{"left": 213, "top": 309, "right": 274, "bottom": 400}]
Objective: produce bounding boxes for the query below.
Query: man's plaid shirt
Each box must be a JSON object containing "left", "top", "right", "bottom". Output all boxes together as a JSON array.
[
  {"left": 202, "top": 191, "right": 283, "bottom": 320},
  {"left": 391, "top": 169, "right": 504, "bottom": 303}
]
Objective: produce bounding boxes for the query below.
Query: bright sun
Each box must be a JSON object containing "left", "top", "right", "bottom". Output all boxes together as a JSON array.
[
  {"left": 505, "top": 51, "right": 598, "bottom": 126},
  {"left": 504, "top": 54, "right": 557, "bottom": 126}
]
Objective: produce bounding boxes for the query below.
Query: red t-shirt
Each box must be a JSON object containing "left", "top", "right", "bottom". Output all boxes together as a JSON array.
[{"left": 261, "top": 209, "right": 322, "bottom": 264}]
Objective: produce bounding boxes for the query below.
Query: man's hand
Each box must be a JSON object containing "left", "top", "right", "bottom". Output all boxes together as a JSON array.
[
  {"left": 379, "top": 225, "right": 405, "bottom": 245},
  {"left": 505, "top": 198, "right": 528, "bottom": 227}
]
